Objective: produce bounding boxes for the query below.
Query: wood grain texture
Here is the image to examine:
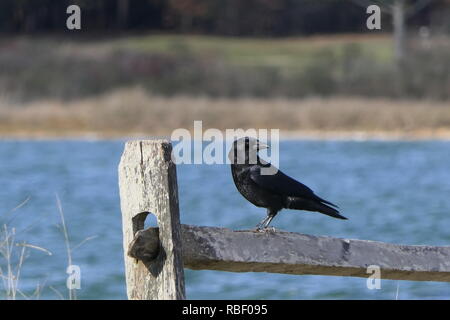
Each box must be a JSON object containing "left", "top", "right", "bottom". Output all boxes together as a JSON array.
[
  {"left": 118, "top": 140, "right": 185, "bottom": 300},
  {"left": 130, "top": 224, "right": 450, "bottom": 282}
]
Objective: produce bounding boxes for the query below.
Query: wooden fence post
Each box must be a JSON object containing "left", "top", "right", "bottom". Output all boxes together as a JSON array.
[{"left": 118, "top": 140, "right": 185, "bottom": 300}]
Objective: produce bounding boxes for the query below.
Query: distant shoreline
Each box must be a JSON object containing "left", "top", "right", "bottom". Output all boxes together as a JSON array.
[
  {"left": 1, "top": 90, "right": 450, "bottom": 142},
  {"left": 2, "top": 129, "right": 450, "bottom": 141},
  {"left": 280, "top": 129, "right": 450, "bottom": 141}
]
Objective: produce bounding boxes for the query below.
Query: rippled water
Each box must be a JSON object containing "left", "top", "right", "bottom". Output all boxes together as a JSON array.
[{"left": 1, "top": 140, "right": 449, "bottom": 299}]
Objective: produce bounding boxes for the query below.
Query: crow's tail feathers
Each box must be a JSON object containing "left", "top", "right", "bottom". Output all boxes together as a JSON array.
[
  {"left": 315, "top": 201, "right": 347, "bottom": 220},
  {"left": 315, "top": 195, "right": 339, "bottom": 209},
  {"left": 286, "top": 197, "right": 347, "bottom": 220}
]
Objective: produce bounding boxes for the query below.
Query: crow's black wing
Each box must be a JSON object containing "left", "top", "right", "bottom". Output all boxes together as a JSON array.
[
  {"left": 249, "top": 165, "right": 338, "bottom": 208},
  {"left": 249, "top": 165, "right": 314, "bottom": 197}
]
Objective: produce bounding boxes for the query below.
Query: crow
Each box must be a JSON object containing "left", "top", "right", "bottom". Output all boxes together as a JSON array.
[{"left": 228, "top": 137, "right": 347, "bottom": 230}]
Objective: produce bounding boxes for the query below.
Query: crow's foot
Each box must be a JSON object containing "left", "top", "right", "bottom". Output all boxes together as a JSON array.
[
  {"left": 254, "top": 226, "right": 276, "bottom": 233},
  {"left": 263, "top": 226, "right": 277, "bottom": 233}
]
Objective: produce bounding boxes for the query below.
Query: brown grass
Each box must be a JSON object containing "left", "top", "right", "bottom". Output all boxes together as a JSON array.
[{"left": 1, "top": 87, "right": 450, "bottom": 139}]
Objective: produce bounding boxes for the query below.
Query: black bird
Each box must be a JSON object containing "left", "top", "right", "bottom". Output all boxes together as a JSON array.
[{"left": 229, "top": 137, "right": 347, "bottom": 229}]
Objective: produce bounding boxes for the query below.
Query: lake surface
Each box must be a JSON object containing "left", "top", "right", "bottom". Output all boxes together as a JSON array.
[{"left": 1, "top": 140, "right": 450, "bottom": 299}]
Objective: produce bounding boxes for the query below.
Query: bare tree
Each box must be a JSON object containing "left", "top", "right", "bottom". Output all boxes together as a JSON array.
[{"left": 392, "top": 0, "right": 406, "bottom": 61}]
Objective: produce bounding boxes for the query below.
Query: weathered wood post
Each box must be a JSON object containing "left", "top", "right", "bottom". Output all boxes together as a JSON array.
[{"left": 118, "top": 140, "right": 185, "bottom": 300}]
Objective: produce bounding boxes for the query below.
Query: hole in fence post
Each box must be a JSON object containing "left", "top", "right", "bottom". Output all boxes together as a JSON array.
[
  {"left": 129, "top": 212, "right": 164, "bottom": 275},
  {"left": 132, "top": 212, "right": 149, "bottom": 235},
  {"left": 144, "top": 213, "right": 158, "bottom": 230},
  {"left": 132, "top": 211, "right": 159, "bottom": 235}
]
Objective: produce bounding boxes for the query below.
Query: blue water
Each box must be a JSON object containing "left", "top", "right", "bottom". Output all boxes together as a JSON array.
[{"left": 1, "top": 140, "right": 450, "bottom": 299}]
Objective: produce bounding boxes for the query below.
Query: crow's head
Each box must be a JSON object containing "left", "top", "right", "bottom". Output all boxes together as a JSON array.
[{"left": 228, "top": 137, "right": 269, "bottom": 165}]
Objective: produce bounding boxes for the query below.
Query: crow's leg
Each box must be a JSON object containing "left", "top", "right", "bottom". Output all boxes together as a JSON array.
[
  {"left": 263, "top": 215, "right": 275, "bottom": 229},
  {"left": 256, "top": 209, "right": 278, "bottom": 231},
  {"left": 264, "top": 208, "right": 279, "bottom": 228},
  {"left": 255, "top": 215, "right": 270, "bottom": 230}
]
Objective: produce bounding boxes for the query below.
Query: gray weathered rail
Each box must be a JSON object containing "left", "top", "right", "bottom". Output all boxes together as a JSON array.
[
  {"left": 118, "top": 140, "right": 450, "bottom": 300},
  {"left": 129, "top": 224, "right": 450, "bottom": 282}
]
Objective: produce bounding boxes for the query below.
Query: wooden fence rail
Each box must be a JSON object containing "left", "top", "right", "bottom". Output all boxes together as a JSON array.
[{"left": 118, "top": 140, "right": 450, "bottom": 300}]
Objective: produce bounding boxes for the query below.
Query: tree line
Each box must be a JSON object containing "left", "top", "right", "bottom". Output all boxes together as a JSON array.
[{"left": 0, "top": 0, "right": 442, "bottom": 35}]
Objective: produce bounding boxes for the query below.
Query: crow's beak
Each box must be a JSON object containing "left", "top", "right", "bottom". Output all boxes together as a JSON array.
[{"left": 257, "top": 142, "right": 269, "bottom": 150}]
